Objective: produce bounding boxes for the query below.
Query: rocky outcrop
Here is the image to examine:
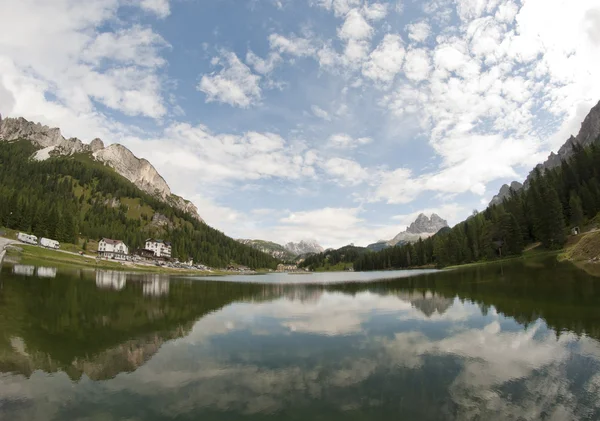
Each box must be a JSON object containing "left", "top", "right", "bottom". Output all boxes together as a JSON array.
[
  {"left": 284, "top": 240, "right": 324, "bottom": 256},
  {"left": 489, "top": 181, "right": 523, "bottom": 206},
  {"left": 388, "top": 213, "right": 448, "bottom": 246},
  {"left": 94, "top": 144, "right": 171, "bottom": 199},
  {"left": 489, "top": 100, "right": 600, "bottom": 203},
  {"left": 0, "top": 116, "right": 202, "bottom": 221}
]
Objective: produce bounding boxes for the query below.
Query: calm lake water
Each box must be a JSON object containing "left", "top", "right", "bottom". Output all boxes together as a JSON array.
[{"left": 1, "top": 257, "right": 600, "bottom": 421}]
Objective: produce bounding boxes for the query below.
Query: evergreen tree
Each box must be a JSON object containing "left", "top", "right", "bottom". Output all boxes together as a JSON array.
[{"left": 569, "top": 191, "right": 584, "bottom": 226}]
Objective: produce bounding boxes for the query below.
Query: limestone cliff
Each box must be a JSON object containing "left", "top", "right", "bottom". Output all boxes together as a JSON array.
[{"left": 0, "top": 116, "right": 202, "bottom": 221}]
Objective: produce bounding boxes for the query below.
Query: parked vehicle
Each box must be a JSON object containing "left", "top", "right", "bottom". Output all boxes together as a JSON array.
[
  {"left": 40, "top": 237, "right": 60, "bottom": 249},
  {"left": 17, "top": 232, "right": 38, "bottom": 245}
]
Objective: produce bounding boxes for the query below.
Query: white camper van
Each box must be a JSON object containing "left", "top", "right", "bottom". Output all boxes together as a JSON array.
[
  {"left": 40, "top": 237, "right": 60, "bottom": 249},
  {"left": 17, "top": 232, "right": 38, "bottom": 245}
]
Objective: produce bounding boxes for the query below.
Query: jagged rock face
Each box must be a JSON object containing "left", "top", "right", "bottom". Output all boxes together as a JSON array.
[
  {"left": 90, "top": 138, "right": 104, "bottom": 152},
  {"left": 0, "top": 116, "right": 202, "bottom": 221},
  {"left": 489, "top": 181, "right": 523, "bottom": 206},
  {"left": 489, "top": 100, "right": 600, "bottom": 201},
  {"left": 94, "top": 144, "right": 171, "bottom": 199},
  {"left": 388, "top": 213, "right": 449, "bottom": 246},
  {"left": 0, "top": 117, "right": 86, "bottom": 154},
  {"left": 284, "top": 240, "right": 324, "bottom": 256}
]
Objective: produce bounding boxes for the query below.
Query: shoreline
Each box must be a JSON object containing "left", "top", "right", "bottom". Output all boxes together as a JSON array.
[{"left": 1, "top": 242, "right": 238, "bottom": 276}]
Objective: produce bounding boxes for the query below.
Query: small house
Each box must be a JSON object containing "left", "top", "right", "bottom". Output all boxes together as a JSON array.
[{"left": 571, "top": 227, "right": 580, "bottom": 235}]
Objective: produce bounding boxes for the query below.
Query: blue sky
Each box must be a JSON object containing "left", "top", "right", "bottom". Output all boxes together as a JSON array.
[{"left": 1, "top": 0, "right": 600, "bottom": 248}]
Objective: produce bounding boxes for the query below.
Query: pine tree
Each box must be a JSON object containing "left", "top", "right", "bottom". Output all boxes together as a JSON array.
[{"left": 569, "top": 191, "right": 584, "bottom": 226}]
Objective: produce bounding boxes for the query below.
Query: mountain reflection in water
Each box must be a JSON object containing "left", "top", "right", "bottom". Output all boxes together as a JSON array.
[{"left": 0, "top": 256, "right": 599, "bottom": 421}]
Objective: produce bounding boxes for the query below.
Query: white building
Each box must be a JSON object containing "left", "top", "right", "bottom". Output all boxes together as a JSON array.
[
  {"left": 144, "top": 238, "right": 172, "bottom": 258},
  {"left": 98, "top": 238, "right": 129, "bottom": 260}
]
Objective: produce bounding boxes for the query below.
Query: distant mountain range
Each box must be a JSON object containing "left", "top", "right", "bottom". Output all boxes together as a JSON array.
[
  {"left": 489, "top": 100, "right": 600, "bottom": 206},
  {"left": 237, "top": 239, "right": 324, "bottom": 260},
  {"left": 284, "top": 240, "right": 324, "bottom": 256}
]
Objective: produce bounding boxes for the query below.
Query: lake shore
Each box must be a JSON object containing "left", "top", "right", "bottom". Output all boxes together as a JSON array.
[{"left": 2, "top": 242, "right": 235, "bottom": 276}]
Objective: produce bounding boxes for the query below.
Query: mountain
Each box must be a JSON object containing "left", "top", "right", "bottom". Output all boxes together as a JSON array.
[
  {"left": 0, "top": 116, "right": 201, "bottom": 221},
  {"left": 284, "top": 240, "right": 324, "bottom": 256},
  {"left": 489, "top": 100, "right": 600, "bottom": 204},
  {"left": 0, "top": 128, "right": 279, "bottom": 269},
  {"left": 387, "top": 213, "right": 449, "bottom": 246},
  {"left": 366, "top": 241, "right": 390, "bottom": 252},
  {"left": 489, "top": 181, "right": 523, "bottom": 206},
  {"left": 237, "top": 239, "right": 296, "bottom": 260}
]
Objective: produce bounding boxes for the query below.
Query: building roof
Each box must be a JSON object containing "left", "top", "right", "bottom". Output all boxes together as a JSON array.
[
  {"left": 101, "top": 238, "right": 125, "bottom": 245},
  {"left": 145, "top": 238, "right": 171, "bottom": 246}
]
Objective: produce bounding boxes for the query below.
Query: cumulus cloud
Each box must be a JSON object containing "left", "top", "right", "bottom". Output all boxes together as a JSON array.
[
  {"left": 405, "top": 21, "right": 431, "bottom": 43},
  {"left": 362, "top": 2, "right": 388, "bottom": 21},
  {"left": 0, "top": 0, "right": 169, "bottom": 121},
  {"left": 138, "top": 0, "right": 171, "bottom": 18},
  {"left": 246, "top": 51, "right": 281, "bottom": 74},
  {"left": 327, "top": 133, "right": 373, "bottom": 149},
  {"left": 269, "top": 34, "right": 316, "bottom": 57},
  {"left": 403, "top": 48, "right": 432, "bottom": 82},
  {"left": 311, "top": 105, "right": 332, "bottom": 120},
  {"left": 362, "top": 34, "right": 405, "bottom": 83},
  {"left": 198, "top": 51, "right": 262, "bottom": 107},
  {"left": 321, "top": 157, "right": 369, "bottom": 185}
]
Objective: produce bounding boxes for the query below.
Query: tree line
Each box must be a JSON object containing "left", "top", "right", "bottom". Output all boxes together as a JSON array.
[
  {"left": 0, "top": 140, "right": 279, "bottom": 269},
  {"left": 354, "top": 138, "right": 600, "bottom": 271}
]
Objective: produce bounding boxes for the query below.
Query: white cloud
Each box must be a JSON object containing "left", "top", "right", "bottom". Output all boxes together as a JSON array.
[
  {"left": 406, "top": 21, "right": 431, "bottom": 43},
  {"left": 246, "top": 51, "right": 281, "bottom": 74},
  {"left": 312, "top": 0, "right": 362, "bottom": 17},
  {"left": 403, "top": 48, "right": 432, "bottom": 81},
  {"left": 322, "top": 157, "right": 369, "bottom": 185},
  {"left": 269, "top": 34, "right": 316, "bottom": 57},
  {"left": 82, "top": 25, "right": 170, "bottom": 68},
  {"left": 0, "top": 0, "right": 169, "bottom": 124},
  {"left": 328, "top": 133, "right": 373, "bottom": 148},
  {"left": 338, "top": 9, "right": 373, "bottom": 41},
  {"left": 311, "top": 105, "right": 332, "bottom": 120},
  {"left": 138, "top": 0, "right": 171, "bottom": 18},
  {"left": 362, "top": 34, "right": 405, "bottom": 83},
  {"left": 362, "top": 3, "right": 388, "bottom": 21},
  {"left": 198, "top": 51, "right": 262, "bottom": 108}
]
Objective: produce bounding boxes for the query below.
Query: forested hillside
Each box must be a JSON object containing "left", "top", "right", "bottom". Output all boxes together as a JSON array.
[
  {"left": 0, "top": 140, "right": 279, "bottom": 269},
  {"left": 355, "top": 138, "right": 600, "bottom": 271},
  {"left": 299, "top": 245, "right": 369, "bottom": 271}
]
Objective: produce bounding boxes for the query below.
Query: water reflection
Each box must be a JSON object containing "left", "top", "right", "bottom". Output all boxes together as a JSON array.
[
  {"left": 36, "top": 266, "right": 57, "bottom": 278},
  {"left": 0, "top": 257, "right": 599, "bottom": 420},
  {"left": 12, "top": 264, "right": 35, "bottom": 276},
  {"left": 95, "top": 270, "right": 127, "bottom": 290}
]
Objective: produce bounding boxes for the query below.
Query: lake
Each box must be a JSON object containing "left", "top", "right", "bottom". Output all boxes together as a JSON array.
[{"left": 1, "top": 257, "right": 599, "bottom": 420}]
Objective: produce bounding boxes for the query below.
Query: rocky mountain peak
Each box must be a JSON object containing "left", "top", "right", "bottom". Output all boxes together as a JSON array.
[
  {"left": 284, "top": 239, "right": 324, "bottom": 256},
  {"left": 406, "top": 213, "right": 448, "bottom": 234},
  {"left": 0, "top": 116, "right": 202, "bottom": 221},
  {"left": 489, "top": 181, "right": 523, "bottom": 206},
  {"left": 388, "top": 213, "right": 449, "bottom": 246}
]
